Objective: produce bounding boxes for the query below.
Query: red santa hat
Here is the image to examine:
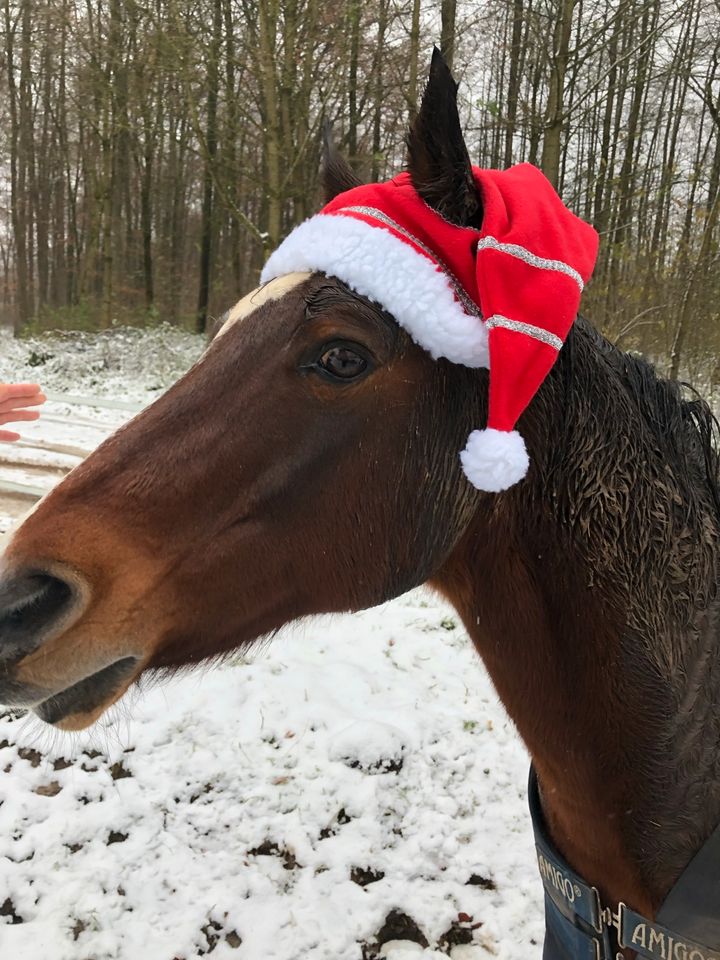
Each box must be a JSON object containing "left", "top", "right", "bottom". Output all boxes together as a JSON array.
[{"left": 261, "top": 162, "right": 599, "bottom": 492}]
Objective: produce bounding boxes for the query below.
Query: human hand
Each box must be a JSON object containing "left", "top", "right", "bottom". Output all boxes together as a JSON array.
[{"left": 0, "top": 382, "right": 46, "bottom": 442}]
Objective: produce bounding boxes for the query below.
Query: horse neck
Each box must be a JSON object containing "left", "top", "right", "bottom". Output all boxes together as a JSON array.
[{"left": 433, "top": 321, "right": 720, "bottom": 916}]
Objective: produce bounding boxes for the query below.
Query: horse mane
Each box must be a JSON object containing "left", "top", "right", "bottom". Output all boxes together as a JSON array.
[
  {"left": 537, "top": 317, "right": 720, "bottom": 528},
  {"left": 579, "top": 318, "right": 720, "bottom": 521}
]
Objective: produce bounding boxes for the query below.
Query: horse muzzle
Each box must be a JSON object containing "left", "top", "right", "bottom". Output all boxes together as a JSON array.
[{"left": 0, "top": 565, "right": 140, "bottom": 729}]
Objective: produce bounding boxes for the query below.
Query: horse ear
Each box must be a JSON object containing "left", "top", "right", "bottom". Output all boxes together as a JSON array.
[
  {"left": 406, "top": 48, "right": 482, "bottom": 228},
  {"left": 321, "top": 120, "right": 363, "bottom": 203}
]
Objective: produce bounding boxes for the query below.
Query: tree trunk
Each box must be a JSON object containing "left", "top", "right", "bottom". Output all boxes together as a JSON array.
[
  {"left": 223, "top": 0, "right": 241, "bottom": 295},
  {"left": 541, "top": 0, "right": 576, "bottom": 188},
  {"left": 371, "top": 0, "right": 389, "bottom": 181},
  {"left": 196, "top": 0, "right": 222, "bottom": 333},
  {"left": 669, "top": 192, "right": 720, "bottom": 380},
  {"left": 407, "top": 0, "right": 421, "bottom": 116},
  {"left": 440, "top": 0, "right": 457, "bottom": 72},
  {"left": 504, "top": 0, "right": 524, "bottom": 167},
  {"left": 347, "top": 0, "right": 361, "bottom": 159},
  {"left": 3, "top": 0, "right": 31, "bottom": 332}
]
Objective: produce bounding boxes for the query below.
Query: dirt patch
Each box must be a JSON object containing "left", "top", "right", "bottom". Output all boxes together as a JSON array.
[
  {"left": 0, "top": 897, "right": 24, "bottom": 924},
  {"left": 196, "top": 919, "right": 242, "bottom": 954},
  {"left": 345, "top": 754, "right": 404, "bottom": 775},
  {"left": 107, "top": 831, "right": 128, "bottom": 845},
  {"left": 466, "top": 873, "right": 496, "bottom": 890},
  {"left": 318, "top": 807, "right": 352, "bottom": 840},
  {"left": 437, "top": 914, "right": 482, "bottom": 950},
  {"left": 361, "top": 910, "right": 428, "bottom": 958},
  {"left": 199, "top": 919, "right": 222, "bottom": 954},
  {"left": 17, "top": 746, "right": 43, "bottom": 767},
  {"left": 110, "top": 760, "right": 132, "bottom": 780},
  {"left": 247, "top": 840, "right": 301, "bottom": 871},
  {"left": 34, "top": 781, "right": 62, "bottom": 797},
  {"left": 350, "top": 866, "right": 385, "bottom": 887}
]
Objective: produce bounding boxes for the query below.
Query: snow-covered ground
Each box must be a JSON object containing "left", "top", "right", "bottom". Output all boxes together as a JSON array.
[{"left": 0, "top": 329, "right": 541, "bottom": 960}]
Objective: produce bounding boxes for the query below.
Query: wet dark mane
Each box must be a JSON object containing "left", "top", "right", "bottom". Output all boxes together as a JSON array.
[
  {"left": 534, "top": 317, "right": 720, "bottom": 538},
  {"left": 574, "top": 318, "right": 720, "bottom": 518}
]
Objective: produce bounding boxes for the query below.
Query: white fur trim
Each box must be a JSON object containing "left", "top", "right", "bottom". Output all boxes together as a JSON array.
[
  {"left": 460, "top": 428, "right": 529, "bottom": 492},
  {"left": 261, "top": 214, "right": 489, "bottom": 368}
]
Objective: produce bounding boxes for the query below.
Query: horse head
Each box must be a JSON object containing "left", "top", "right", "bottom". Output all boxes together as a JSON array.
[{"left": 0, "top": 53, "right": 492, "bottom": 731}]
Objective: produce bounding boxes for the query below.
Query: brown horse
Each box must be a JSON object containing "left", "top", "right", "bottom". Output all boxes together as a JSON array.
[{"left": 2, "top": 54, "right": 720, "bottom": 955}]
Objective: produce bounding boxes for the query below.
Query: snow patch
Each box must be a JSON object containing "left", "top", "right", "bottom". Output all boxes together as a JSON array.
[{"left": 328, "top": 719, "right": 407, "bottom": 774}]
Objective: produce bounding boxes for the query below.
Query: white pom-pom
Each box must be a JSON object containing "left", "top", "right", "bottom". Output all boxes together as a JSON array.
[{"left": 460, "top": 428, "right": 529, "bottom": 492}]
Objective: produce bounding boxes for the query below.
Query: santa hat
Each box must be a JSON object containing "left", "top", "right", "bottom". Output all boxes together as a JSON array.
[{"left": 261, "top": 162, "right": 599, "bottom": 492}]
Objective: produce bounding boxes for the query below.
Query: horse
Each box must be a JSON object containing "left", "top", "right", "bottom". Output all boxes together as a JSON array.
[{"left": 2, "top": 52, "right": 720, "bottom": 959}]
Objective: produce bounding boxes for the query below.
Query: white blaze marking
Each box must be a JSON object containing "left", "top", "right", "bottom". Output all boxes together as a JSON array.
[{"left": 217, "top": 271, "right": 312, "bottom": 337}]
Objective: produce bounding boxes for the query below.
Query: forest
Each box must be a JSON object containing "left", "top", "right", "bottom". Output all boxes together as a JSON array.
[{"left": 0, "top": 0, "right": 719, "bottom": 383}]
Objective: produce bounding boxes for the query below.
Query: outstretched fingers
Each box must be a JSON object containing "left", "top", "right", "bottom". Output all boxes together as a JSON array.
[
  {"left": 0, "top": 383, "right": 46, "bottom": 413},
  {"left": 0, "top": 408, "right": 42, "bottom": 425},
  {"left": 0, "top": 382, "right": 45, "bottom": 441}
]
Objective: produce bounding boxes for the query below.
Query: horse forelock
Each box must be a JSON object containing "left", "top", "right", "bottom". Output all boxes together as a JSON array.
[{"left": 215, "top": 271, "right": 313, "bottom": 338}]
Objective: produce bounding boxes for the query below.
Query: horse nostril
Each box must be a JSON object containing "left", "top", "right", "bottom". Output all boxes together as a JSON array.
[{"left": 0, "top": 572, "right": 76, "bottom": 663}]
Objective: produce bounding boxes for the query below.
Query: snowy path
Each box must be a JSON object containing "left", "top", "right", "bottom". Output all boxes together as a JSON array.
[{"left": 0, "top": 330, "right": 541, "bottom": 960}]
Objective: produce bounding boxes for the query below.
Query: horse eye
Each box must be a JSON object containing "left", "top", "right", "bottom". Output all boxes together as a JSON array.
[{"left": 317, "top": 346, "right": 368, "bottom": 380}]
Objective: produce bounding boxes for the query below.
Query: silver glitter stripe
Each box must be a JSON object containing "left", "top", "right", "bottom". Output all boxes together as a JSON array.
[
  {"left": 476, "top": 236, "right": 584, "bottom": 291},
  {"left": 339, "top": 205, "right": 482, "bottom": 317},
  {"left": 486, "top": 315, "right": 563, "bottom": 350}
]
